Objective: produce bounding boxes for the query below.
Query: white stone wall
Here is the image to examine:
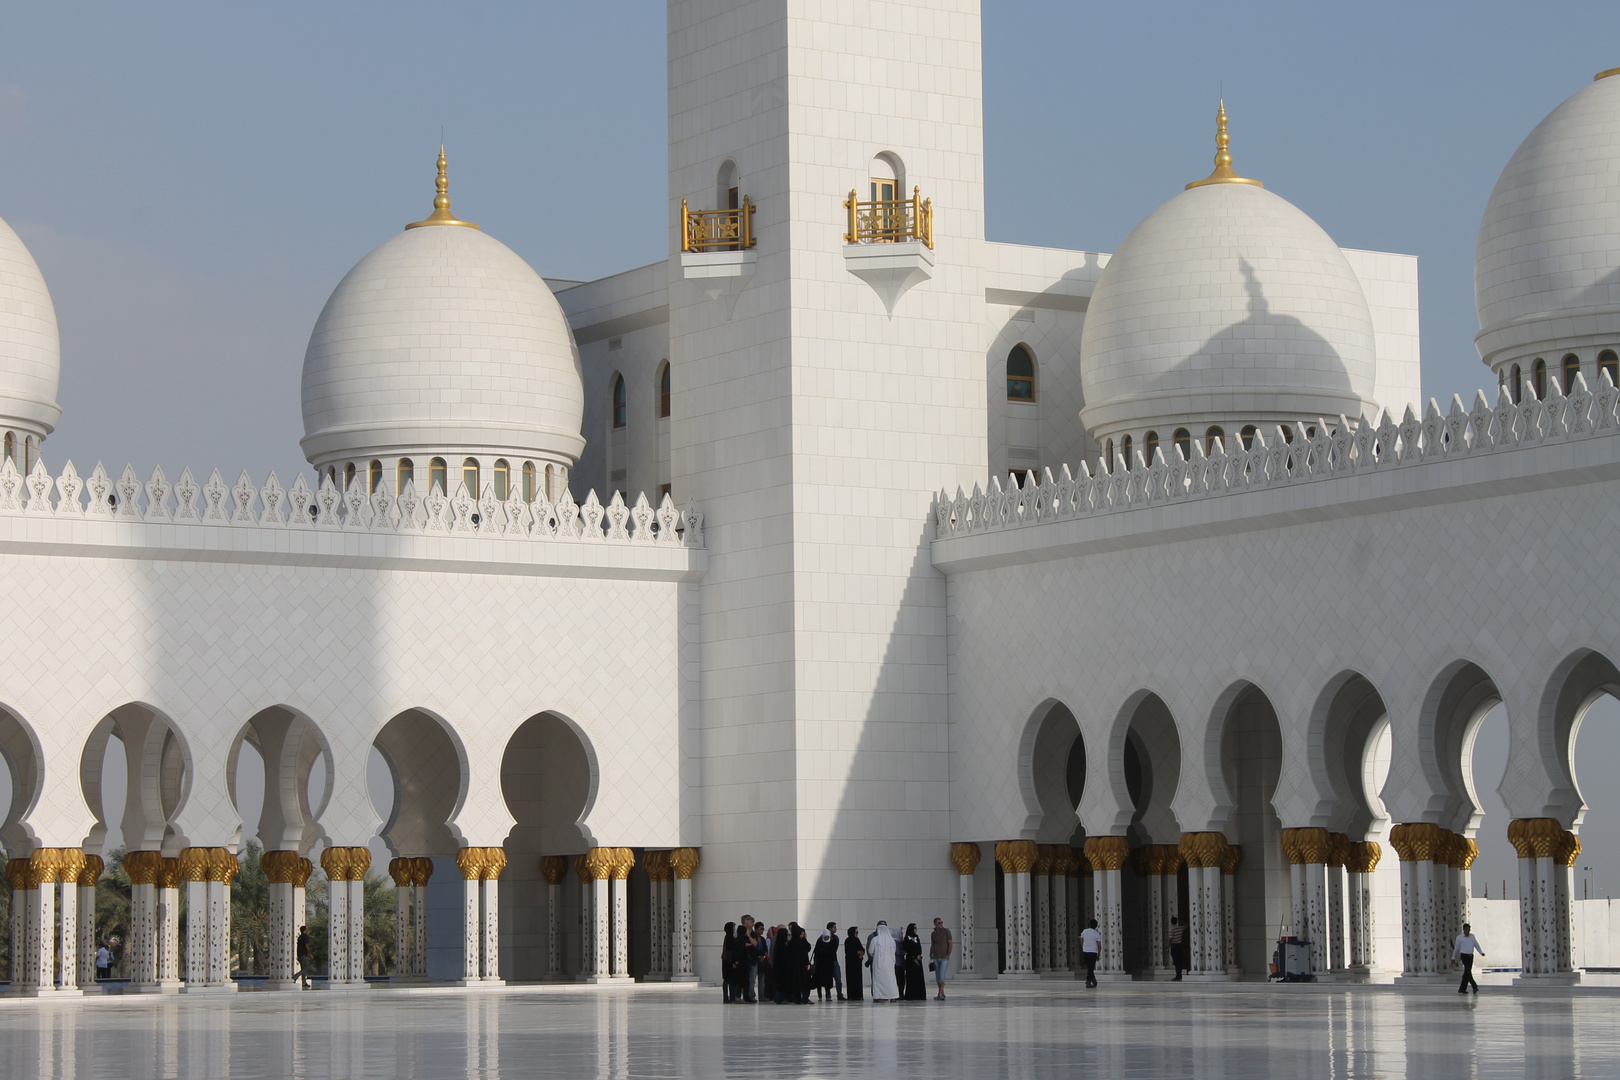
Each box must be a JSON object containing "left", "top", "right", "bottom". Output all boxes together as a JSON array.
[
  {"left": 938, "top": 415, "right": 1620, "bottom": 847},
  {"left": 0, "top": 465, "right": 704, "bottom": 857},
  {"left": 1340, "top": 247, "right": 1421, "bottom": 420}
]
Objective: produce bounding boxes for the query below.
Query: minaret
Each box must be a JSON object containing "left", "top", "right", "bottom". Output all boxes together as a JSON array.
[{"left": 668, "top": 0, "right": 989, "bottom": 947}]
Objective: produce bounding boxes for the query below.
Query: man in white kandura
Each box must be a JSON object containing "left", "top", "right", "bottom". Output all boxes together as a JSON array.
[
  {"left": 1454, "top": 923, "right": 1485, "bottom": 995},
  {"left": 867, "top": 921, "right": 900, "bottom": 1002}
]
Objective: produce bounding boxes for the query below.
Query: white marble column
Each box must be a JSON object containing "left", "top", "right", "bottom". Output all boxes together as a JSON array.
[
  {"left": 412, "top": 858, "right": 431, "bottom": 979},
  {"left": 1083, "top": 836, "right": 1129, "bottom": 977},
  {"left": 8, "top": 859, "right": 26, "bottom": 989},
  {"left": 670, "top": 848, "right": 698, "bottom": 981},
  {"left": 320, "top": 846, "right": 369, "bottom": 989},
  {"left": 1304, "top": 863, "right": 1328, "bottom": 974},
  {"left": 57, "top": 872, "right": 78, "bottom": 991},
  {"left": 389, "top": 858, "right": 413, "bottom": 980},
  {"left": 1050, "top": 869, "right": 1069, "bottom": 976},
  {"left": 26, "top": 860, "right": 54, "bottom": 991},
  {"left": 1554, "top": 847, "right": 1575, "bottom": 975},
  {"left": 592, "top": 874, "right": 611, "bottom": 980},
  {"left": 951, "top": 843, "right": 980, "bottom": 977},
  {"left": 541, "top": 855, "right": 567, "bottom": 980},
  {"left": 77, "top": 855, "right": 101, "bottom": 989},
  {"left": 481, "top": 873, "right": 502, "bottom": 982},
  {"left": 268, "top": 880, "right": 294, "bottom": 982},
  {"left": 609, "top": 849, "right": 632, "bottom": 979},
  {"left": 457, "top": 856, "right": 480, "bottom": 983},
  {"left": 1222, "top": 857, "right": 1239, "bottom": 973},
  {"left": 1065, "top": 859, "right": 1082, "bottom": 975},
  {"left": 1031, "top": 865, "right": 1051, "bottom": 973},
  {"left": 1345, "top": 840, "right": 1380, "bottom": 973},
  {"left": 576, "top": 855, "right": 596, "bottom": 980},
  {"left": 183, "top": 867, "right": 208, "bottom": 986},
  {"left": 157, "top": 862, "right": 181, "bottom": 988}
]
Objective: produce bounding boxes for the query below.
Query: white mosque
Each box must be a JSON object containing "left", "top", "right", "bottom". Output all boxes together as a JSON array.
[{"left": 3, "top": 1, "right": 1619, "bottom": 994}]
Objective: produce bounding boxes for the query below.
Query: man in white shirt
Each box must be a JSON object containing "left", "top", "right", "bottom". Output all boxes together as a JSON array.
[
  {"left": 1454, "top": 922, "right": 1484, "bottom": 994},
  {"left": 1080, "top": 919, "right": 1102, "bottom": 988},
  {"left": 94, "top": 942, "right": 112, "bottom": 981}
]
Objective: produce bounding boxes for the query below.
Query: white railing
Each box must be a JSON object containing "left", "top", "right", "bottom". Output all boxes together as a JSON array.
[
  {"left": 0, "top": 460, "right": 703, "bottom": 547},
  {"left": 937, "top": 373, "right": 1620, "bottom": 540}
]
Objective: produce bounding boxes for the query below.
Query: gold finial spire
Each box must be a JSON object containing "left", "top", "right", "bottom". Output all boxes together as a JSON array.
[
  {"left": 1186, "top": 100, "right": 1263, "bottom": 190},
  {"left": 406, "top": 145, "right": 480, "bottom": 230}
]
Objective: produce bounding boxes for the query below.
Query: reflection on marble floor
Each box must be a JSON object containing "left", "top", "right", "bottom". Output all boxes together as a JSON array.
[{"left": 1, "top": 983, "right": 1615, "bottom": 1080}]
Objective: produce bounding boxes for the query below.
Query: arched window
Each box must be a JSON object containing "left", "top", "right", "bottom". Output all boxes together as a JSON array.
[
  {"left": 1006, "top": 345, "right": 1035, "bottom": 402},
  {"left": 1121, "top": 434, "right": 1134, "bottom": 469},
  {"left": 1532, "top": 358, "right": 1547, "bottom": 400},
  {"left": 2, "top": 431, "right": 12, "bottom": 465},
  {"left": 1600, "top": 350, "right": 1619, "bottom": 387},
  {"left": 545, "top": 464, "right": 556, "bottom": 501},
  {"left": 326, "top": 466, "right": 337, "bottom": 486},
  {"left": 1104, "top": 438, "right": 1114, "bottom": 465},
  {"left": 1279, "top": 425, "right": 1294, "bottom": 444},
  {"left": 1240, "top": 425, "right": 1257, "bottom": 451},
  {"left": 463, "top": 458, "right": 480, "bottom": 496},
  {"left": 522, "top": 462, "right": 536, "bottom": 502},
  {"left": 1563, "top": 353, "right": 1581, "bottom": 393},
  {"left": 612, "top": 374, "right": 627, "bottom": 429},
  {"left": 658, "top": 362, "right": 671, "bottom": 418},
  {"left": 430, "top": 457, "right": 448, "bottom": 495},
  {"left": 344, "top": 462, "right": 356, "bottom": 491},
  {"left": 1511, "top": 363, "right": 1522, "bottom": 403},
  {"left": 397, "top": 458, "right": 414, "bottom": 495},
  {"left": 1143, "top": 431, "right": 1159, "bottom": 464},
  {"left": 1205, "top": 425, "right": 1224, "bottom": 453},
  {"left": 368, "top": 460, "right": 382, "bottom": 494},
  {"left": 493, "top": 459, "right": 510, "bottom": 501},
  {"left": 1173, "top": 428, "right": 1191, "bottom": 460}
]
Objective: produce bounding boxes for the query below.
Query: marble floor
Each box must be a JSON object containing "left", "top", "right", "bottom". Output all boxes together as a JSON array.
[{"left": 1, "top": 980, "right": 1615, "bottom": 1079}]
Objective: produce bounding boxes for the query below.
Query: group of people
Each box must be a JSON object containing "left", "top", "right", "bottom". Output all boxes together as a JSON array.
[{"left": 722, "top": 916, "right": 955, "bottom": 1003}]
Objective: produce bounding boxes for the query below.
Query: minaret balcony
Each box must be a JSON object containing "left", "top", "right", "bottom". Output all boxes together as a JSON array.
[{"left": 841, "top": 186, "right": 936, "bottom": 314}]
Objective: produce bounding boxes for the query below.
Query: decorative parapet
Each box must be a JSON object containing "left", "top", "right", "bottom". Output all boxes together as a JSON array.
[
  {"left": 936, "top": 374, "right": 1620, "bottom": 540},
  {"left": 0, "top": 459, "right": 704, "bottom": 548}
]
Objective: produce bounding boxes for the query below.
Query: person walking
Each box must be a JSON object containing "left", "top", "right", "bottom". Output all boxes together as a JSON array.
[
  {"left": 812, "top": 927, "right": 839, "bottom": 1001},
  {"left": 901, "top": 924, "right": 927, "bottom": 1001},
  {"left": 1169, "top": 916, "right": 1187, "bottom": 981},
  {"left": 844, "top": 926, "right": 865, "bottom": 1001},
  {"left": 1080, "top": 918, "right": 1102, "bottom": 988},
  {"left": 296, "top": 925, "right": 315, "bottom": 989},
  {"left": 867, "top": 921, "right": 899, "bottom": 1001},
  {"left": 1455, "top": 923, "right": 1485, "bottom": 994},
  {"left": 94, "top": 941, "right": 112, "bottom": 982},
  {"left": 929, "top": 917, "right": 953, "bottom": 1000}
]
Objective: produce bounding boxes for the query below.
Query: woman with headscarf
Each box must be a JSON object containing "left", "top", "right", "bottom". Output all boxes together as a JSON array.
[
  {"left": 787, "top": 923, "right": 814, "bottom": 1004},
  {"left": 721, "top": 921, "right": 737, "bottom": 1003},
  {"left": 812, "top": 927, "right": 840, "bottom": 1001},
  {"left": 901, "top": 923, "right": 927, "bottom": 1001},
  {"left": 866, "top": 920, "right": 899, "bottom": 1001},
  {"left": 772, "top": 925, "right": 792, "bottom": 1003},
  {"left": 844, "top": 926, "right": 865, "bottom": 1001}
]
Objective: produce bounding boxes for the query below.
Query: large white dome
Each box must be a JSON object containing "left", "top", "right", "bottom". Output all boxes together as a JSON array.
[
  {"left": 300, "top": 166, "right": 585, "bottom": 475},
  {"left": 0, "top": 214, "right": 62, "bottom": 441},
  {"left": 1475, "top": 71, "right": 1620, "bottom": 373},
  {"left": 1080, "top": 178, "right": 1377, "bottom": 447}
]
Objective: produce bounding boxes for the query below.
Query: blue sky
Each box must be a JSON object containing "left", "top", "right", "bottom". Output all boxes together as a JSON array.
[{"left": 3, "top": 1, "right": 1619, "bottom": 897}]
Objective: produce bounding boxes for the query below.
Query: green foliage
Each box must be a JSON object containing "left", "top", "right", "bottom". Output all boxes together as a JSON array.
[
  {"left": 362, "top": 870, "right": 396, "bottom": 975},
  {"left": 231, "top": 842, "right": 270, "bottom": 975},
  {"left": 305, "top": 872, "right": 329, "bottom": 972},
  {"left": 96, "top": 847, "right": 133, "bottom": 977}
]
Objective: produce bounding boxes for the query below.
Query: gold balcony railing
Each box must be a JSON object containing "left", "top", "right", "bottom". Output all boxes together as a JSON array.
[
  {"left": 681, "top": 197, "right": 755, "bottom": 252},
  {"left": 843, "top": 186, "right": 933, "bottom": 248}
]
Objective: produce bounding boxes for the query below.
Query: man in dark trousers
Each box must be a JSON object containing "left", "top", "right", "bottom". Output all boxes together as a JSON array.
[
  {"left": 1169, "top": 916, "right": 1187, "bottom": 980},
  {"left": 1080, "top": 918, "right": 1102, "bottom": 988},
  {"left": 296, "top": 925, "right": 314, "bottom": 989},
  {"left": 1454, "top": 923, "right": 1485, "bottom": 994}
]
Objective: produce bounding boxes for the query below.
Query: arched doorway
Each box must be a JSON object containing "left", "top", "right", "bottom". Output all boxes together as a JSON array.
[
  {"left": 501, "top": 711, "right": 596, "bottom": 981},
  {"left": 1120, "top": 692, "right": 1180, "bottom": 978},
  {"left": 1005, "top": 701, "right": 1085, "bottom": 975},
  {"left": 1216, "top": 683, "right": 1287, "bottom": 976}
]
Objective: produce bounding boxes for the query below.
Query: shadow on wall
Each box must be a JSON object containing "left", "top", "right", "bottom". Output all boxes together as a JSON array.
[{"left": 1168, "top": 259, "right": 1356, "bottom": 406}]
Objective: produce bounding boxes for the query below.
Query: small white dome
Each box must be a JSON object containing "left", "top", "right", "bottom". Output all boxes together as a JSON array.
[
  {"left": 0, "top": 214, "right": 62, "bottom": 439},
  {"left": 1475, "top": 71, "right": 1620, "bottom": 370},
  {"left": 300, "top": 176, "right": 584, "bottom": 473},
  {"left": 1079, "top": 180, "right": 1377, "bottom": 445}
]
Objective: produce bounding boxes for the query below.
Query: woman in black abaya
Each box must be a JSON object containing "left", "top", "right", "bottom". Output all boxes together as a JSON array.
[
  {"left": 844, "top": 926, "right": 865, "bottom": 1001},
  {"left": 901, "top": 923, "right": 928, "bottom": 1001},
  {"left": 811, "top": 929, "right": 840, "bottom": 1001}
]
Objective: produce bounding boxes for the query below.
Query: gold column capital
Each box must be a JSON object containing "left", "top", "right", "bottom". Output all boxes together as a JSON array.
[
  {"left": 23, "top": 849, "right": 60, "bottom": 888},
  {"left": 205, "top": 848, "right": 239, "bottom": 884},
  {"left": 157, "top": 857, "right": 181, "bottom": 890},
  {"left": 5, "top": 857, "right": 30, "bottom": 890},
  {"left": 1326, "top": 833, "right": 1351, "bottom": 868},
  {"left": 1179, "top": 831, "right": 1228, "bottom": 869},
  {"left": 545, "top": 854, "right": 574, "bottom": 885},
  {"left": 996, "top": 839, "right": 1038, "bottom": 874},
  {"left": 411, "top": 856, "right": 435, "bottom": 887},
  {"left": 1556, "top": 830, "right": 1581, "bottom": 868},
  {"left": 294, "top": 857, "right": 314, "bottom": 888},
  {"left": 1082, "top": 835, "right": 1130, "bottom": 872},
  {"left": 1345, "top": 841, "right": 1382, "bottom": 874},
  {"left": 123, "top": 850, "right": 162, "bottom": 886},
  {"left": 1280, "top": 827, "right": 1331, "bottom": 865},
  {"left": 1507, "top": 818, "right": 1563, "bottom": 859},
  {"left": 454, "top": 847, "right": 486, "bottom": 881},
  {"left": 1219, "top": 843, "right": 1242, "bottom": 875},
  {"left": 642, "top": 850, "right": 670, "bottom": 883},
  {"left": 177, "top": 847, "right": 211, "bottom": 883},
  {"left": 669, "top": 847, "right": 700, "bottom": 880},
  {"left": 607, "top": 847, "right": 634, "bottom": 881},
  {"left": 78, "top": 853, "right": 104, "bottom": 888},
  {"left": 388, "top": 857, "right": 413, "bottom": 887},
  {"left": 263, "top": 850, "right": 303, "bottom": 885},
  {"left": 480, "top": 847, "right": 508, "bottom": 881},
  {"left": 574, "top": 853, "right": 591, "bottom": 883},
  {"left": 1072, "top": 848, "right": 1092, "bottom": 875}
]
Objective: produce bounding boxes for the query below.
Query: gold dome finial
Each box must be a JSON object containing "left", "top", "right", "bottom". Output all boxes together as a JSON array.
[
  {"left": 1597, "top": 67, "right": 1620, "bottom": 81},
  {"left": 1186, "top": 100, "right": 1263, "bottom": 190},
  {"left": 406, "top": 144, "right": 480, "bottom": 230}
]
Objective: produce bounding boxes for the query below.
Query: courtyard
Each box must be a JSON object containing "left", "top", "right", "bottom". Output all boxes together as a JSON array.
[{"left": 0, "top": 980, "right": 1611, "bottom": 1079}]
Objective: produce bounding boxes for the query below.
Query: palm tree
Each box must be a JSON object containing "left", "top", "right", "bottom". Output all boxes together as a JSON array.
[
  {"left": 362, "top": 870, "right": 397, "bottom": 976},
  {"left": 231, "top": 842, "right": 270, "bottom": 975},
  {"left": 96, "top": 848, "right": 132, "bottom": 977}
]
